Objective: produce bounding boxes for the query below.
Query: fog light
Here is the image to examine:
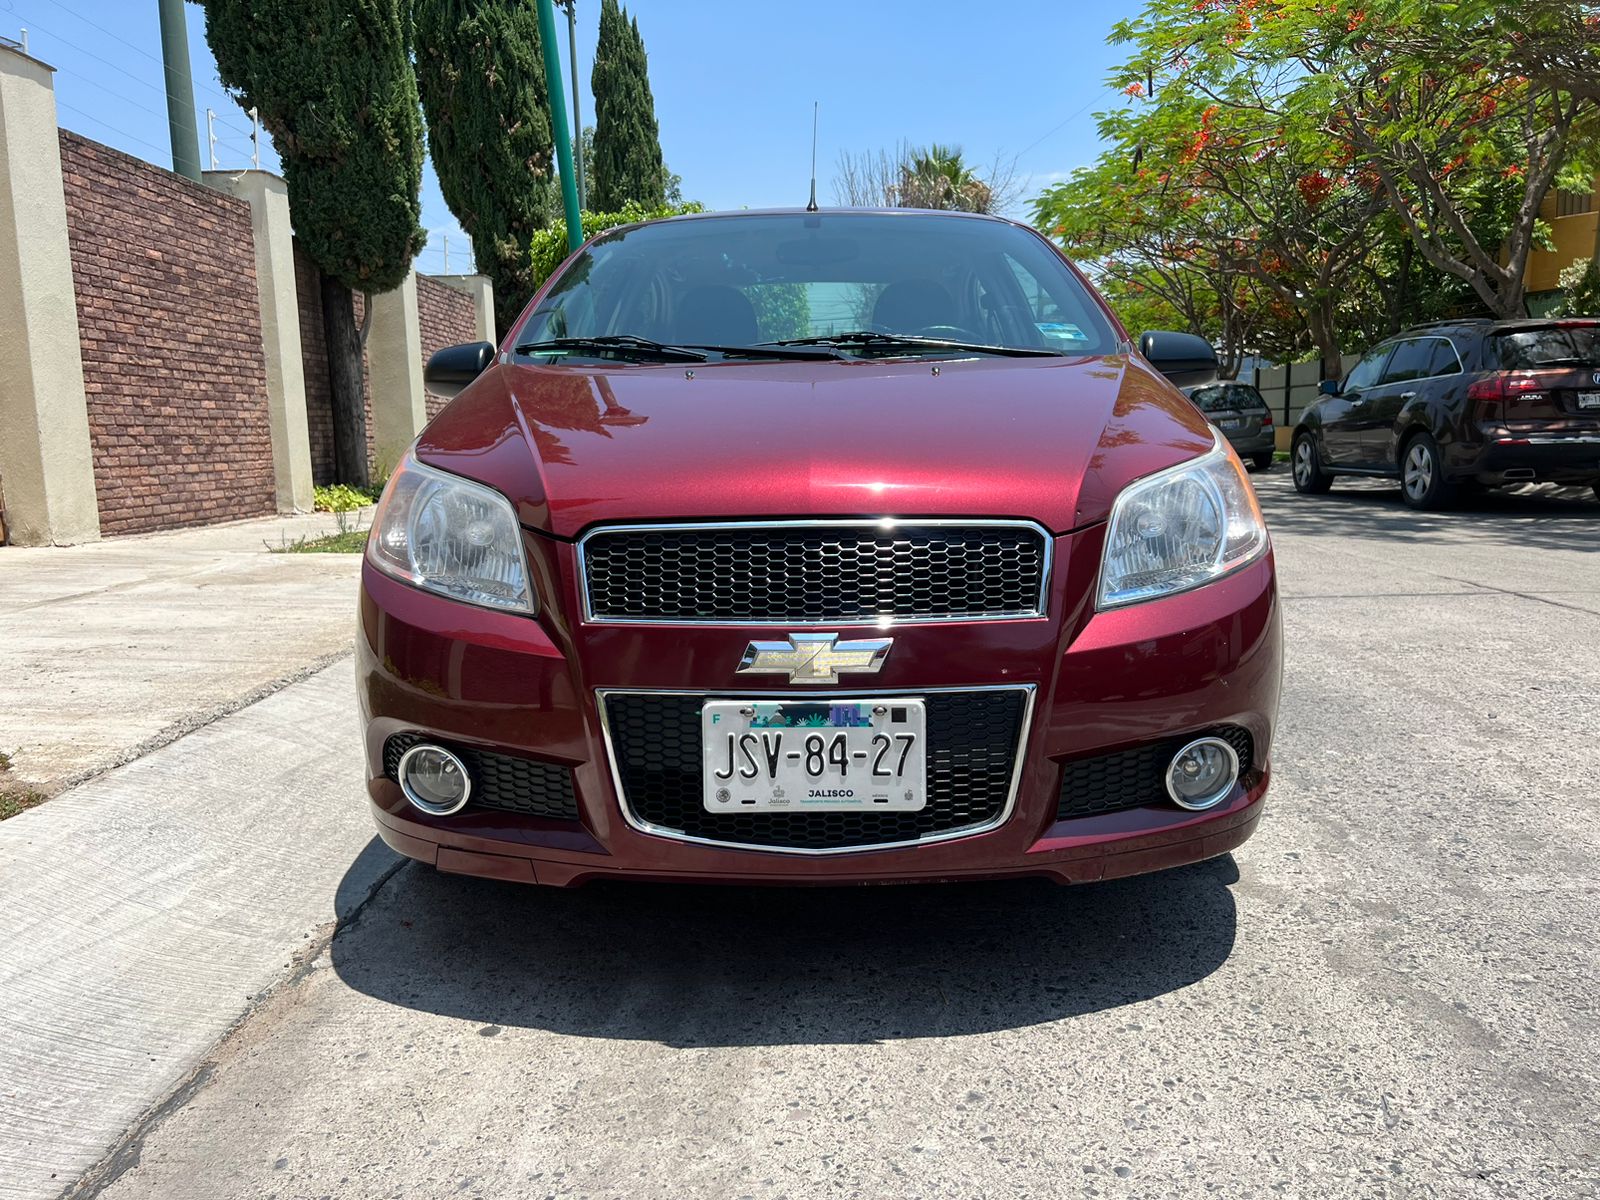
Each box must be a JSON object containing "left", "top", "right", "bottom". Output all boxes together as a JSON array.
[
  {"left": 1164, "top": 737, "right": 1240, "bottom": 811},
  {"left": 397, "top": 744, "right": 472, "bottom": 815}
]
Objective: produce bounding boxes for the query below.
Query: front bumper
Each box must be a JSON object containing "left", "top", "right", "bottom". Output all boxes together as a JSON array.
[{"left": 358, "top": 526, "right": 1282, "bottom": 887}]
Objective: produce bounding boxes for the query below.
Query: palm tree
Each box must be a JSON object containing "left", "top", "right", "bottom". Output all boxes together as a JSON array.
[{"left": 896, "top": 144, "right": 994, "bottom": 213}]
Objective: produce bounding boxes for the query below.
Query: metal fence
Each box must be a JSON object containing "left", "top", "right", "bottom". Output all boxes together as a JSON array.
[{"left": 1248, "top": 353, "right": 1361, "bottom": 431}]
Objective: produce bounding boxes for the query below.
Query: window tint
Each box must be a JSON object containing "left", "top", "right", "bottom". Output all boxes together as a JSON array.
[
  {"left": 1381, "top": 338, "right": 1434, "bottom": 384},
  {"left": 1426, "top": 338, "right": 1461, "bottom": 377},
  {"left": 1224, "top": 383, "right": 1269, "bottom": 411},
  {"left": 1190, "top": 383, "right": 1267, "bottom": 413},
  {"left": 515, "top": 212, "right": 1119, "bottom": 356},
  {"left": 1495, "top": 325, "right": 1600, "bottom": 368},
  {"left": 1343, "top": 344, "right": 1392, "bottom": 393}
]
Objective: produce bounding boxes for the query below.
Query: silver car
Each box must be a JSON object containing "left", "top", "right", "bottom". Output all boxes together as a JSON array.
[{"left": 1183, "top": 382, "right": 1276, "bottom": 470}]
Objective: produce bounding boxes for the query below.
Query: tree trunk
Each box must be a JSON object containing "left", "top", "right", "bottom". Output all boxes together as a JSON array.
[
  {"left": 320, "top": 273, "right": 370, "bottom": 489},
  {"left": 1308, "top": 302, "right": 1343, "bottom": 380}
]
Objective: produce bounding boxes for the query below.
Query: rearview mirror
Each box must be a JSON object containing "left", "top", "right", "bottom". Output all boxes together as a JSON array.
[
  {"left": 424, "top": 341, "right": 496, "bottom": 400},
  {"left": 1318, "top": 378, "right": 1342, "bottom": 397},
  {"left": 1138, "top": 330, "right": 1219, "bottom": 388}
]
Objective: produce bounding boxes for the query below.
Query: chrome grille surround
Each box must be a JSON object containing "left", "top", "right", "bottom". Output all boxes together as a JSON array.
[
  {"left": 576, "top": 519, "right": 1052, "bottom": 625},
  {"left": 596, "top": 685, "right": 1037, "bottom": 855}
]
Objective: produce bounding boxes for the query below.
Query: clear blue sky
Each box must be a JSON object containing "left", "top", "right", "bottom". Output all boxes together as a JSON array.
[{"left": 10, "top": 0, "right": 1141, "bottom": 275}]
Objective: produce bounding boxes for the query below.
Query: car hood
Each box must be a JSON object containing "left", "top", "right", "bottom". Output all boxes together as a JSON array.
[{"left": 415, "top": 355, "right": 1215, "bottom": 538}]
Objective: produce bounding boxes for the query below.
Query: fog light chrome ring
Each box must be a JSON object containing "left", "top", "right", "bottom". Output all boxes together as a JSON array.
[
  {"left": 1164, "top": 736, "right": 1240, "bottom": 812},
  {"left": 397, "top": 743, "right": 472, "bottom": 816}
]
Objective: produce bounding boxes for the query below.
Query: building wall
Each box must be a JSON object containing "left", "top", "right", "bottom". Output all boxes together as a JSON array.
[
  {"left": 58, "top": 131, "right": 276, "bottom": 535},
  {"left": 416, "top": 275, "right": 481, "bottom": 420},
  {"left": 1524, "top": 186, "right": 1599, "bottom": 298}
]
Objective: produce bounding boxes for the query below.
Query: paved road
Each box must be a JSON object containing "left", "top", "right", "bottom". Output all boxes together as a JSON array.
[{"left": 79, "top": 475, "right": 1600, "bottom": 1198}]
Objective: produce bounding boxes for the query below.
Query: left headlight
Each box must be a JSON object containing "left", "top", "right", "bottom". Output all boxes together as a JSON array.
[
  {"left": 366, "top": 454, "right": 536, "bottom": 614},
  {"left": 1097, "top": 432, "right": 1268, "bottom": 609}
]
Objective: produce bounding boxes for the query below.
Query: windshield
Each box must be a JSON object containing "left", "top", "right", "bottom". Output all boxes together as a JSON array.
[
  {"left": 513, "top": 212, "right": 1119, "bottom": 359},
  {"left": 1188, "top": 383, "right": 1267, "bottom": 413},
  {"left": 1495, "top": 324, "right": 1600, "bottom": 368}
]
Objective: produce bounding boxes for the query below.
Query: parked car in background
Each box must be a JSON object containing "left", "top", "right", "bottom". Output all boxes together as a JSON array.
[
  {"left": 1183, "top": 381, "right": 1276, "bottom": 470},
  {"left": 357, "top": 209, "right": 1281, "bottom": 890},
  {"left": 1292, "top": 318, "right": 1600, "bottom": 509}
]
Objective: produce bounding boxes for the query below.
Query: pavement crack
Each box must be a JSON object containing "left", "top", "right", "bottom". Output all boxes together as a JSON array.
[
  {"left": 1429, "top": 574, "right": 1600, "bottom": 618},
  {"left": 58, "top": 853, "right": 411, "bottom": 1200}
]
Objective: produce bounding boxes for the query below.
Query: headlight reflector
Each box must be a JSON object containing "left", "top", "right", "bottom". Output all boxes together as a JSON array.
[
  {"left": 367, "top": 455, "right": 535, "bottom": 613},
  {"left": 1098, "top": 433, "right": 1268, "bottom": 608}
]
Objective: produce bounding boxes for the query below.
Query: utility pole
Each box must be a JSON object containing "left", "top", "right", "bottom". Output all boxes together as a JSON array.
[
  {"left": 206, "top": 108, "right": 218, "bottom": 171},
  {"left": 156, "top": 0, "right": 202, "bottom": 181},
  {"left": 559, "top": 0, "right": 585, "bottom": 209},
  {"left": 536, "top": 0, "right": 583, "bottom": 251}
]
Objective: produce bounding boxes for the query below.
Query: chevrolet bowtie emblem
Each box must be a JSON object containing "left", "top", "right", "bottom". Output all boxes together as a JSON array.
[{"left": 736, "top": 632, "right": 893, "bottom": 685}]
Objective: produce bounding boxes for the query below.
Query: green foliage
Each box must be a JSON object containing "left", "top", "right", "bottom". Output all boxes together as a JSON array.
[
  {"left": 269, "top": 511, "right": 369, "bottom": 553},
  {"left": 528, "top": 201, "right": 703, "bottom": 292},
  {"left": 1036, "top": 0, "right": 1600, "bottom": 374},
  {"left": 1556, "top": 257, "right": 1600, "bottom": 316},
  {"left": 414, "top": 0, "right": 555, "bottom": 335},
  {"left": 313, "top": 483, "right": 381, "bottom": 513},
  {"left": 201, "top": 0, "right": 425, "bottom": 293},
  {"left": 590, "top": 0, "right": 665, "bottom": 211},
  {"left": 1097, "top": 0, "right": 1596, "bottom": 320},
  {"left": 0, "top": 785, "right": 48, "bottom": 821},
  {"left": 900, "top": 144, "right": 992, "bottom": 213},
  {"left": 749, "top": 284, "right": 811, "bottom": 342}
]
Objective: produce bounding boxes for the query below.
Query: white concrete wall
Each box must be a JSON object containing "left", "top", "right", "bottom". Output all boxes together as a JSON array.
[
  {"left": 204, "top": 169, "right": 314, "bottom": 514},
  {"left": 367, "top": 272, "right": 427, "bottom": 473},
  {"left": 0, "top": 45, "right": 99, "bottom": 545}
]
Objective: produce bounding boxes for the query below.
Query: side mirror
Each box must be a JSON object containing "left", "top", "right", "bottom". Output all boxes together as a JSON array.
[
  {"left": 1138, "top": 330, "right": 1219, "bottom": 388},
  {"left": 424, "top": 341, "right": 496, "bottom": 400},
  {"left": 1319, "top": 378, "right": 1342, "bottom": 397}
]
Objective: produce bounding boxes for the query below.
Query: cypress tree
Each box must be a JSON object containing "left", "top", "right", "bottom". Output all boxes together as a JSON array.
[
  {"left": 203, "top": 0, "right": 425, "bottom": 488},
  {"left": 414, "top": 0, "right": 556, "bottom": 335},
  {"left": 590, "top": 0, "right": 665, "bottom": 211}
]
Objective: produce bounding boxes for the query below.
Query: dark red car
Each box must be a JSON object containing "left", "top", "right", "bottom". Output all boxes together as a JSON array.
[{"left": 358, "top": 210, "right": 1281, "bottom": 887}]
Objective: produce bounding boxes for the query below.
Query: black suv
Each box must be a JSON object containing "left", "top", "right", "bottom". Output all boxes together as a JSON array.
[{"left": 1292, "top": 318, "right": 1600, "bottom": 508}]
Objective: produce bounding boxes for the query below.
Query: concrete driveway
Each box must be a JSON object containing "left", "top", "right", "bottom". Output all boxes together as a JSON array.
[
  {"left": 0, "top": 508, "right": 365, "bottom": 798},
  {"left": 15, "top": 475, "right": 1600, "bottom": 1199}
]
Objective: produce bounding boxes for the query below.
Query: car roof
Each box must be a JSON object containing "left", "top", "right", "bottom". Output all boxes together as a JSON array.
[
  {"left": 1398, "top": 317, "right": 1600, "bottom": 338},
  {"left": 649, "top": 206, "right": 1013, "bottom": 224}
]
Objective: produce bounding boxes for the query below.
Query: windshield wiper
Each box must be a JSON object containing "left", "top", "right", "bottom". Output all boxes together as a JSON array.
[
  {"left": 757, "top": 331, "right": 1062, "bottom": 358},
  {"left": 514, "top": 335, "right": 708, "bottom": 363},
  {"left": 679, "top": 343, "right": 852, "bottom": 362}
]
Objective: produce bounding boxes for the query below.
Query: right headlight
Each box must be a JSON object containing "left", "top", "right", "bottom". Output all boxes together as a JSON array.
[
  {"left": 366, "top": 454, "right": 536, "bottom": 614},
  {"left": 1097, "top": 432, "right": 1268, "bottom": 609}
]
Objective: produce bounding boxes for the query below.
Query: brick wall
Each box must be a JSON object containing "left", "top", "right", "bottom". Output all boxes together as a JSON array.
[
  {"left": 59, "top": 131, "right": 276, "bottom": 535},
  {"left": 417, "top": 275, "right": 481, "bottom": 420}
]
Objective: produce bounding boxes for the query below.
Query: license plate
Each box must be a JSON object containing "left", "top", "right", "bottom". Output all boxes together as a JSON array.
[
  {"left": 1578, "top": 391, "right": 1600, "bottom": 410},
  {"left": 701, "top": 699, "right": 927, "bottom": 812},
  {"left": 1219, "top": 417, "right": 1244, "bottom": 430}
]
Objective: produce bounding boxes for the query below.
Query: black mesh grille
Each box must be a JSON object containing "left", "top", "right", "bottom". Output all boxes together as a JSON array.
[
  {"left": 604, "top": 690, "right": 1028, "bottom": 850},
  {"left": 582, "top": 524, "right": 1046, "bottom": 622},
  {"left": 1056, "top": 726, "right": 1254, "bottom": 819},
  {"left": 384, "top": 734, "right": 578, "bottom": 820}
]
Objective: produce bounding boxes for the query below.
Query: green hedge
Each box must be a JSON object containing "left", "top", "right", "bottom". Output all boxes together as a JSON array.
[{"left": 528, "top": 202, "right": 704, "bottom": 292}]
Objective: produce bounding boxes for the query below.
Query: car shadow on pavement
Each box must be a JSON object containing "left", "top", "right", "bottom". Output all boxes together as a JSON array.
[
  {"left": 1258, "top": 475, "right": 1599, "bottom": 553},
  {"left": 330, "top": 853, "right": 1240, "bottom": 1047}
]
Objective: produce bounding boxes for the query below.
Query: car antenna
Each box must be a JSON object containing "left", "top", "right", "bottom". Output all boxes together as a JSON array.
[{"left": 806, "top": 101, "right": 819, "bottom": 213}]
